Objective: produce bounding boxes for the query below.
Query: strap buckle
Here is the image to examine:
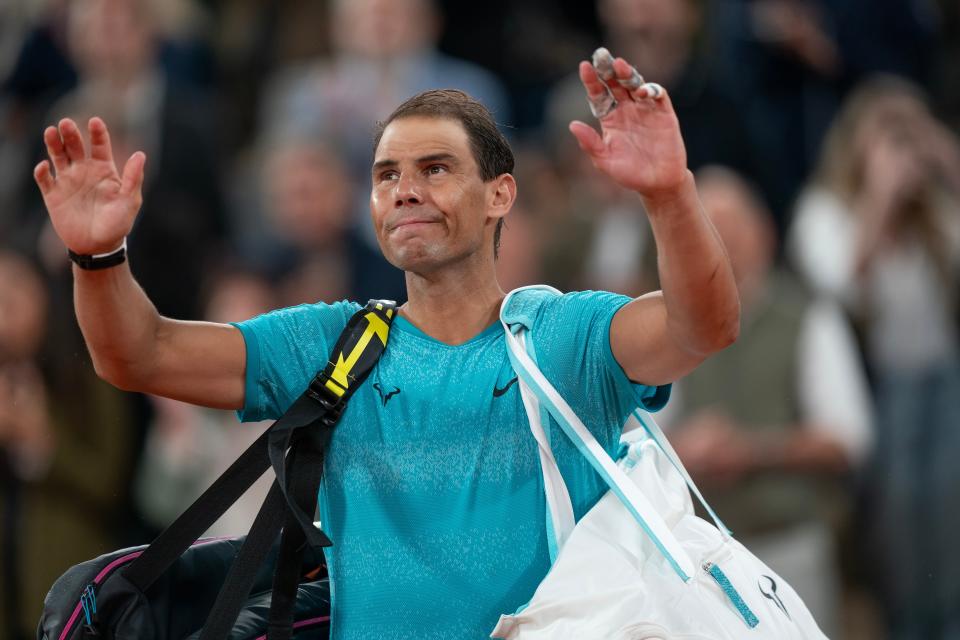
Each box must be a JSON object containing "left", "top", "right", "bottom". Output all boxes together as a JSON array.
[{"left": 306, "top": 374, "right": 346, "bottom": 427}]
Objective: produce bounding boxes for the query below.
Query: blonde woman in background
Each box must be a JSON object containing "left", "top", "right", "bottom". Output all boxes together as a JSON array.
[{"left": 789, "top": 76, "right": 960, "bottom": 640}]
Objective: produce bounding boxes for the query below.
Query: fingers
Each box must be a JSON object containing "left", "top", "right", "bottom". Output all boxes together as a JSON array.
[
  {"left": 569, "top": 121, "right": 604, "bottom": 158},
  {"left": 611, "top": 57, "right": 667, "bottom": 105},
  {"left": 579, "top": 60, "right": 611, "bottom": 103},
  {"left": 120, "top": 151, "right": 146, "bottom": 199},
  {"left": 580, "top": 62, "right": 617, "bottom": 120},
  {"left": 34, "top": 160, "right": 55, "bottom": 196},
  {"left": 614, "top": 59, "right": 644, "bottom": 92},
  {"left": 591, "top": 48, "right": 630, "bottom": 104},
  {"left": 58, "top": 118, "right": 87, "bottom": 163},
  {"left": 88, "top": 117, "right": 115, "bottom": 164},
  {"left": 636, "top": 82, "right": 667, "bottom": 102},
  {"left": 582, "top": 47, "right": 668, "bottom": 121},
  {"left": 591, "top": 47, "right": 616, "bottom": 82},
  {"left": 605, "top": 57, "right": 635, "bottom": 103},
  {"left": 43, "top": 126, "right": 69, "bottom": 173}
]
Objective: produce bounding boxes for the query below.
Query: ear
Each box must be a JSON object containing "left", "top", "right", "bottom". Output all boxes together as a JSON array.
[{"left": 488, "top": 173, "right": 517, "bottom": 221}]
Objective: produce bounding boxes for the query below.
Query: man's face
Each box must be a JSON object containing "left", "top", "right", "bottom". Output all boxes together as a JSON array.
[{"left": 371, "top": 116, "right": 496, "bottom": 273}]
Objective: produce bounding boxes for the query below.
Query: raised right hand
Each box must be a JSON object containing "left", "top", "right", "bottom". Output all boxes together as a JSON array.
[{"left": 34, "top": 117, "right": 146, "bottom": 255}]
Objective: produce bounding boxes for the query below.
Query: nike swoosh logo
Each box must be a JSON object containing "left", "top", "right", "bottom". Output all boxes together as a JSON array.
[{"left": 493, "top": 376, "right": 519, "bottom": 398}]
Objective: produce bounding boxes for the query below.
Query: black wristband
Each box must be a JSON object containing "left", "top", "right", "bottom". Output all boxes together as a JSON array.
[{"left": 67, "top": 241, "right": 127, "bottom": 270}]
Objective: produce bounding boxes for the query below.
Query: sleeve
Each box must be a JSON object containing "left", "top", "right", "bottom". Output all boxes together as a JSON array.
[
  {"left": 231, "top": 301, "right": 360, "bottom": 422},
  {"left": 787, "top": 189, "right": 861, "bottom": 309},
  {"left": 533, "top": 291, "right": 672, "bottom": 451},
  {"left": 796, "top": 300, "right": 875, "bottom": 465}
]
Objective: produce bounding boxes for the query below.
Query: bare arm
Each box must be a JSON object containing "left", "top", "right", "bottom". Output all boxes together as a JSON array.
[
  {"left": 35, "top": 117, "right": 246, "bottom": 409},
  {"left": 569, "top": 52, "right": 739, "bottom": 386}
]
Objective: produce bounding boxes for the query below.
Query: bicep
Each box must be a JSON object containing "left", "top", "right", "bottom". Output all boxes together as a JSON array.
[
  {"left": 140, "top": 318, "right": 247, "bottom": 410},
  {"left": 609, "top": 292, "right": 707, "bottom": 387}
]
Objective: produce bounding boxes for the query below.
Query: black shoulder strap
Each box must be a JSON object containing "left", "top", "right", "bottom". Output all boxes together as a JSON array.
[
  {"left": 121, "top": 299, "right": 396, "bottom": 593},
  {"left": 267, "top": 299, "right": 396, "bottom": 546},
  {"left": 264, "top": 300, "right": 396, "bottom": 640}
]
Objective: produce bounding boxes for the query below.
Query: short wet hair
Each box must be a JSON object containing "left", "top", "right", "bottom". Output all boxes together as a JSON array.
[{"left": 373, "top": 89, "right": 514, "bottom": 257}]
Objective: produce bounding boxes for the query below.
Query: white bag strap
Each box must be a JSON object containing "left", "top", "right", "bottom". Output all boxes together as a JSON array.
[
  {"left": 501, "top": 316, "right": 696, "bottom": 581},
  {"left": 515, "top": 332, "right": 576, "bottom": 562},
  {"left": 625, "top": 410, "right": 731, "bottom": 537}
]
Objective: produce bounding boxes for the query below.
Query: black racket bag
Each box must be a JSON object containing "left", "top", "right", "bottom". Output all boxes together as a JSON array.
[
  {"left": 36, "top": 301, "right": 396, "bottom": 640},
  {"left": 38, "top": 536, "right": 330, "bottom": 640}
]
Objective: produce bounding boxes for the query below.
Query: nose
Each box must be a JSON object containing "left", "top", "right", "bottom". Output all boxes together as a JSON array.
[{"left": 394, "top": 172, "right": 422, "bottom": 207}]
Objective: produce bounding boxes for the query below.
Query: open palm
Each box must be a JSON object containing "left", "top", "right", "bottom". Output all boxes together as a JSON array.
[
  {"left": 570, "top": 57, "right": 689, "bottom": 199},
  {"left": 34, "top": 117, "right": 145, "bottom": 255}
]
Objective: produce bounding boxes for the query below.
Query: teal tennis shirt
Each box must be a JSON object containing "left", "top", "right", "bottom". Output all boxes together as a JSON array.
[{"left": 234, "top": 290, "right": 669, "bottom": 639}]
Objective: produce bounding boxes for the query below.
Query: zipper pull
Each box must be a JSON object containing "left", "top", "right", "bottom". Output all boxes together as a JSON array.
[
  {"left": 80, "top": 584, "right": 101, "bottom": 636},
  {"left": 703, "top": 562, "right": 760, "bottom": 629}
]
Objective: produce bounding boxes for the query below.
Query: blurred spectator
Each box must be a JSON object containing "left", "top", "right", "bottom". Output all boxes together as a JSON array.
[
  {"left": 0, "top": 253, "right": 54, "bottom": 481},
  {"left": 934, "top": 0, "right": 960, "bottom": 131},
  {"left": 709, "top": 0, "right": 842, "bottom": 227},
  {"left": 546, "top": 0, "right": 759, "bottom": 183},
  {"left": 789, "top": 76, "right": 960, "bottom": 639},
  {"left": 538, "top": 165, "right": 656, "bottom": 296},
  {"left": 710, "top": 0, "right": 939, "bottom": 232},
  {"left": 0, "top": 1, "right": 73, "bottom": 245},
  {"left": 205, "top": 0, "right": 334, "bottom": 155},
  {"left": 0, "top": 251, "right": 53, "bottom": 640},
  {"left": 544, "top": 72, "right": 657, "bottom": 295},
  {"left": 34, "top": 0, "right": 226, "bottom": 321},
  {"left": 540, "top": 0, "right": 762, "bottom": 295},
  {"left": 135, "top": 268, "right": 275, "bottom": 537},
  {"left": 1, "top": 0, "right": 216, "bottom": 248},
  {"left": 437, "top": 0, "right": 600, "bottom": 131},
  {"left": 259, "top": 0, "right": 510, "bottom": 189},
  {"left": 237, "top": 136, "right": 406, "bottom": 306},
  {"left": 663, "top": 167, "right": 873, "bottom": 637},
  {"left": 0, "top": 250, "right": 134, "bottom": 639}
]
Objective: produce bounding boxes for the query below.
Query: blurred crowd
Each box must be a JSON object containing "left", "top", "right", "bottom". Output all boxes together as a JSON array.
[{"left": 0, "top": 0, "right": 958, "bottom": 638}]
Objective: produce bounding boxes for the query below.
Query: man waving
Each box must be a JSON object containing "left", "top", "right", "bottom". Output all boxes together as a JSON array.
[{"left": 35, "top": 49, "right": 738, "bottom": 638}]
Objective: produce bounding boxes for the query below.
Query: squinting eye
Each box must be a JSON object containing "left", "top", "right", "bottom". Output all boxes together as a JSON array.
[
  {"left": 380, "top": 170, "right": 399, "bottom": 181},
  {"left": 427, "top": 165, "right": 447, "bottom": 175}
]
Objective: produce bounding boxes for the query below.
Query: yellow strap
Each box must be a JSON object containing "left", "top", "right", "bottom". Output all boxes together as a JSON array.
[{"left": 324, "top": 311, "right": 391, "bottom": 397}]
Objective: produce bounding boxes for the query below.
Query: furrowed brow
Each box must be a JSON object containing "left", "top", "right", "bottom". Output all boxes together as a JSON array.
[
  {"left": 372, "top": 158, "right": 398, "bottom": 173},
  {"left": 417, "top": 153, "right": 457, "bottom": 166}
]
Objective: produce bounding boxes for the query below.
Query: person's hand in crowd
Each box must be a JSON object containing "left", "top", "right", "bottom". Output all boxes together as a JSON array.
[
  {"left": 669, "top": 410, "right": 755, "bottom": 490},
  {"left": 751, "top": 0, "right": 840, "bottom": 76},
  {"left": 33, "top": 117, "right": 146, "bottom": 255},
  {"left": 861, "top": 131, "right": 924, "bottom": 219},
  {"left": 569, "top": 48, "right": 689, "bottom": 203},
  {"left": 850, "top": 131, "right": 925, "bottom": 273},
  {"left": 914, "top": 114, "right": 960, "bottom": 195},
  {"left": 0, "top": 363, "right": 54, "bottom": 479}
]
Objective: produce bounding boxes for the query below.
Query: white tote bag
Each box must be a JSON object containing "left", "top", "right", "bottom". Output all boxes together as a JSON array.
[{"left": 490, "top": 286, "right": 830, "bottom": 640}]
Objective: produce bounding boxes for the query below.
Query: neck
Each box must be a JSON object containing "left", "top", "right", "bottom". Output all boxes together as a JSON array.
[{"left": 399, "top": 254, "right": 505, "bottom": 345}]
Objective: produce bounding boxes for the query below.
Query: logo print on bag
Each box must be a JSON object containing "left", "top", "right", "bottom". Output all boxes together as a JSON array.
[
  {"left": 758, "top": 575, "right": 791, "bottom": 620},
  {"left": 373, "top": 383, "right": 401, "bottom": 406}
]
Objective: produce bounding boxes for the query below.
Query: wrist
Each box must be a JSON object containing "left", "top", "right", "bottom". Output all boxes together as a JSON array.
[
  {"left": 638, "top": 170, "right": 696, "bottom": 213},
  {"left": 68, "top": 238, "right": 127, "bottom": 270}
]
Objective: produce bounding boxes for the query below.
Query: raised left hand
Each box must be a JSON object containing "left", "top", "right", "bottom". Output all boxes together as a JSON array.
[{"left": 570, "top": 49, "right": 689, "bottom": 200}]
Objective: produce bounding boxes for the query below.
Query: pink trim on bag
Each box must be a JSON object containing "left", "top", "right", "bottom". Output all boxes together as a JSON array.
[
  {"left": 253, "top": 615, "right": 331, "bottom": 640},
  {"left": 59, "top": 550, "right": 143, "bottom": 640},
  {"left": 58, "top": 536, "right": 233, "bottom": 640}
]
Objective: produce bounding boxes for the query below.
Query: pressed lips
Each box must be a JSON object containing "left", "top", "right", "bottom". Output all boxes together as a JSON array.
[{"left": 387, "top": 216, "right": 442, "bottom": 232}]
